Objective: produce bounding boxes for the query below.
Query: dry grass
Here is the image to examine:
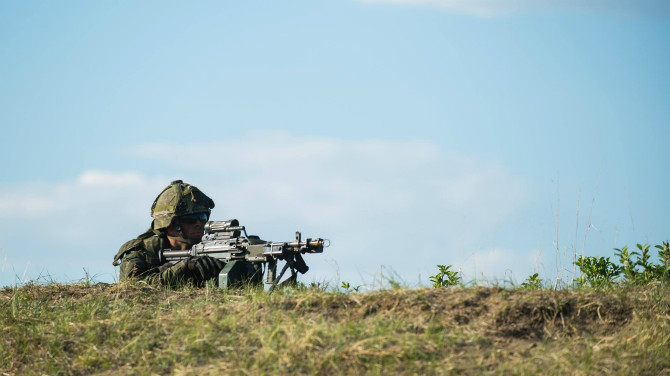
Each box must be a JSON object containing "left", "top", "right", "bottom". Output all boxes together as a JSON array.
[{"left": 1, "top": 282, "right": 668, "bottom": 375}]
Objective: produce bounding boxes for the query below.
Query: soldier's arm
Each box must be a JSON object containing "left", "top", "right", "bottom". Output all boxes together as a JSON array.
[{"left": 119, "top": 250, "right": 191, "bottom": 286}]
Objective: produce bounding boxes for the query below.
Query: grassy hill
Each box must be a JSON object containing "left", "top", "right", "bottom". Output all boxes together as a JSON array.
[{"left": 2, "top": 282, "right": 669, "bottom": 375}]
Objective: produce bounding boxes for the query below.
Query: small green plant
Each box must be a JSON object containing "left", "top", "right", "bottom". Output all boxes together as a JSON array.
[
  {"left": 520, "top": 273, "right": 543, "bottom": 289},
  {"left": 574, "top": 256, "right": 622, "bottom": 287},
  {"left": 430, "top": 265, "right": 461, "bottom": 288},
  {"left": 616, "top": 244, "right": 653, "bottom": 284},
  {"left": 341, "top": 281, "right": 360, "bottom": 293},
  {"left": 387, "top": 279, "right": 404, "bottom": 290},
  {"left": 616, "top": 242, "right": 670, "bottom": 284},
  {"left": 657, "top": 241, "right": 670, "bottom": 262},
  {"left": 655, "top": 241, "right": 670, "bottom": 281}
]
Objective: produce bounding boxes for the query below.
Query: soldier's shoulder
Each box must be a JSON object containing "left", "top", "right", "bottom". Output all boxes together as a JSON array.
[
  {"left": 114, "top": 231, "right": 165, "bottom": 266},
  {"left": 141, "top": 235, "right": 163, "bottom": 252},
  {"left": 119, "top": 237, "right": 144, "bottom": 253}
]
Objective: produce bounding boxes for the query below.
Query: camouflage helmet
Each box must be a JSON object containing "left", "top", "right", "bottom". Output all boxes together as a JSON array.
[{"left": 151, "top": 180, "right": 215, "bottom": 230}]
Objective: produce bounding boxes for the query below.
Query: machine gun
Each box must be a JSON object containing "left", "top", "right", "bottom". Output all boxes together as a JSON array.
[{"left": 159, "top": 219, "right": 329, "bottom": 289}]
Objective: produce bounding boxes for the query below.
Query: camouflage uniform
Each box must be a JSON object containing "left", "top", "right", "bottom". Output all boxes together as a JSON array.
[
  {"left": 113, "top": 180, "right": 219, "bottom": 286},
  {"left": 114, "top": 229, "right": 194, "bottom": 285}
]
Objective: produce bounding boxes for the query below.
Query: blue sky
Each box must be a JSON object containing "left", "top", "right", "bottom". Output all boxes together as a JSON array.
[{"left": 1, "top": 0, "right": 668, "bottom": 288}]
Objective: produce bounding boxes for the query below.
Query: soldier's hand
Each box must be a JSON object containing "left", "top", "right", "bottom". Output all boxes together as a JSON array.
[
  {"left": 186, "top": 256, "right": 224, "bottom": 282},
  {"left": 157, "top": 261, "right": 177, "bottom": 273}
]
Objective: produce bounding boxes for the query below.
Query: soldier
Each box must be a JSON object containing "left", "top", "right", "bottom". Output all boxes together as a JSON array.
[{"left": 113, "top": 180, "right": 225, "bottom": 286}]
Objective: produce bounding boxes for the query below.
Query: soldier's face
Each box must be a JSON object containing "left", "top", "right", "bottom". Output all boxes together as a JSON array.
[
  {"left": 168, "top": 213, "right": 207, "bottom": 243},
  {"left": 180, "top": 219, "right": 205, "bottom": 242},
  {"left": 179, "top": 212, "right": 209, "bottom": 242}
]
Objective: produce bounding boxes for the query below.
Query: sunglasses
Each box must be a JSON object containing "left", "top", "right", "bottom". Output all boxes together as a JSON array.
[{"left": 179, "top": 213, "right": 209, "bottom": 224}]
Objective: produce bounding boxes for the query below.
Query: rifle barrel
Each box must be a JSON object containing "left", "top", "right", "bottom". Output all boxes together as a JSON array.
[{"left": 161, "top": 250, "right": 192, "bottom": 259}]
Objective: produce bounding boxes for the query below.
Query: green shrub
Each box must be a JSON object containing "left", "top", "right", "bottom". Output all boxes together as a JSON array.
[
  {"left": 654, "top": 241, "right": 670, "bottom": 281},
  {"left": 616, "top": 244, "right": 653, "bottom": 284},
  {"left": 429, "top": 265, "right": 461, "bottom": 288},
  {"left": 575, "top": 241, "right": 669, "bottom": 287},
  {"left": 521, "top": 273, "right": 543, "bottom": 289},
  {"left": 574, "top": 256, "right": 622, "bottom": 287}
]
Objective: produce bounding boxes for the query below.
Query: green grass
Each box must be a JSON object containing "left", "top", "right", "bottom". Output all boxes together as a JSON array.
[{"left": 2, "top": 282, "right": 669, "bottom": 375}]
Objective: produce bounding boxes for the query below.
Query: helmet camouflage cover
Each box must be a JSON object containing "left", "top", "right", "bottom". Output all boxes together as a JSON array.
[{"left": 151, "top": 180, "right": 215, "bottom": 230}]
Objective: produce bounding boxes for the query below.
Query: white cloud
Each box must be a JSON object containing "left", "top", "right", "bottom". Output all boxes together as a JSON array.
[
  {"left": 357, "top": 0, "right": 670, "bottom": 17},
  {"left": 77, "top": 170, "right": 149, "bottom": 187},
  {"left": 0, "top": 171, "right": 165, "bottom": 220},
  {"left": 129, "top": 133, "right": 528, "bottom": 230},
  {"left": 1, "top": 134, "right": 534, "bottom": 287}
]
